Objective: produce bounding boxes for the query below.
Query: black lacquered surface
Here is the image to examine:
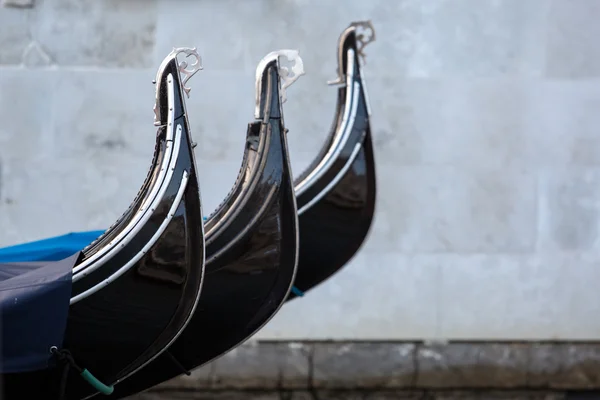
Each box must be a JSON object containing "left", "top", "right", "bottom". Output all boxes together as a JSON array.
[
  {"left": 2, "top": 56, "right": 205, "bottom": 400},
  {"left": 106, "top": 60, "right": 298, "bottom": 400},
  {"left": 287, "top": 29, "right": 376, "bottom": 300},
  {"left": 101, "top": 30, "right": 374, "bottom": 399},
  {"left": 290, "top": 129, "right": 375, "bottom": 300}
]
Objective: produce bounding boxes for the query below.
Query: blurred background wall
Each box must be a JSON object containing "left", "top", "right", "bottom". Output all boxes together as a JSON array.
[{"left": 0, "top": 0, "right": 599, "bottom": 345}]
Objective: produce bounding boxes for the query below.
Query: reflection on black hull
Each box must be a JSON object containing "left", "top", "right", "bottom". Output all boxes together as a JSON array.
[
  {"left": 2, "top": 49, "right": 206, "bottom": 400},
  {"left": 104, "top": 51, "right": 302, "bottom": 400},
  {"left": 288, "top": 21, "right": 377, "bottom": 300},
  {"left": 292, "top": 132, "right": 375, "bottom": 299}
]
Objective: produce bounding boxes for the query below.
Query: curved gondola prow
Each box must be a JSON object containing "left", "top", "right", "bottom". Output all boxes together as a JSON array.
[
  {"left": 294, "top": 20, "right": 375, "bottom": 197},
  {"left": 203, "top": 49, "right": 305, "bottom": 253},
  {"left": 195, "top": 50, "right": 302, "bottom": 361},
  {"left": 63, "top": 49, "right": 205, "bottom": 400},
  {"left": 1, "top": 48, "right": 207, "bottom": 400},
  {"left": 97, "top": 50, "right": 304, "bottom": 400},
  {"left": 76, "top": 46, "right": 204, "bottom": 267},
  {"left": 108, "top": 48, "right": 206, "bottom": 385},
  {"left": 286, "top": 21, "right": 377, "bottom": 301}
]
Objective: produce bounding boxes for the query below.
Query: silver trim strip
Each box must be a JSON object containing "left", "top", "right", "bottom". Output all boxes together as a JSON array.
[
  {"left": 254, "top": 50, "right": 304, "bottom": 119},
  {"left": 360, "top": 68, "right": 372, "bottom": 117},
  {"left": 73, "top": 122, "right": 182, "bottom": 283},
  {"left": 207, "top": 185, "right": 277, "bottom": 263},
  {"left": 295, "top": 50, "right": 357, "bottom": 196},
  {"left": 296, "top": 43, "right": 373, "bottom": 215},
  {"left": 209, "top": 49, "right": 305, "bottom": 241},
  {"left": 198, "top": 113, "right": 300, "bottom": 374},
  {"left": 81, "top": 55, "right": 206, "bottom": 397},
  {"left": 205, "top": 132, "right": 270, "bottom": 242},
  {"left": 71, "top": 170, "right": 190, "bottom": 305},
  {"left": 110, "top": 71, "right": 208, "bottom": 386},
  {"left": 298, "top": 142, "right": 362, "bottom": 215},
  {"left": 114, "top": 173, "right": 206, "bottom": 385},
  {"left": 254, "top": 52, "right": 281, "bottom": 119},
  {"left": 72, "top": 74, "right": 178, "bottom": 277},
  {"left": 126, "top": 78, "right": 209, "bottom": 392}
]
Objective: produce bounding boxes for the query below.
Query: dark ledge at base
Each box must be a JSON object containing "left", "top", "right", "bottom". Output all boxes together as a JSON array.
[
  {"left": 129, "top": 342, "right": 600, "bottom": 393},
  {"left": 129, "top": 389, "right": 593, "bottom": 400}
]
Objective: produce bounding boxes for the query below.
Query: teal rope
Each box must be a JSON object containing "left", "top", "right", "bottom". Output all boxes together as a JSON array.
[
  {"left": 51, "top": 347, "right": 114, "bottom": 396},
  {"left": 291, "top": 286, "right": 304, "bottom": 297},
  {"left": 80, "top": 369, "right": 114, "bottom": 395}
]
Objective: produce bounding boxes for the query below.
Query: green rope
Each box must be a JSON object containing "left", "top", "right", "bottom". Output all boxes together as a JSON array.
[
  {"left": 80, "top": 369, "right": 114, "bottom": 395},
  {"left": 51, "top": 347, "right": 114, "bottom": 396}
]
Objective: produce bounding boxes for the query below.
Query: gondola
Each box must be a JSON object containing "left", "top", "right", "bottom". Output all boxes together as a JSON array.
[
  {"left": 1, "top": 20, "right": 376, "bottom": 399},
  {"left": 286, "top": 20, "right": 377, "bottom": 300},
  {"left": 1, "top": 20, "right": 377, "bottom": 302},
  {"left": 1, "top": 47, "right": 206, "bottom": 400},
  {"left": 98, "top": 49, "right": 303, "bottom": 400}
]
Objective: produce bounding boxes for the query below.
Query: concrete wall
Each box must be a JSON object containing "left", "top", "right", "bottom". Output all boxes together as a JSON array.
[{"left": 0, "top": 0, "right": 599, "bottom": 341}]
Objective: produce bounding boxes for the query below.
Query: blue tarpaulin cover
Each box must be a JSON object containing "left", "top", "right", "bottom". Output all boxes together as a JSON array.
[
  {"left": 0, "top": 231, "right": 105, "bottom": 263},
  {"left": 0, "top": 251, "right": 81, "bottom": 373}
]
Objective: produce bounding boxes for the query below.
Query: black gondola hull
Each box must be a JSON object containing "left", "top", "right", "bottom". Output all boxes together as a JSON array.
[
  {"left": 104, "top": 56, "right": 299, "bottom": 400},
  {"left": 2, "top": 51, "right": 206, "bottom": 400},
  {"left": 287, "top": 24, "right": 377, "bottom": 300},
  {"left": 291, "top": 128, "right": 376, "bottom": 298}
]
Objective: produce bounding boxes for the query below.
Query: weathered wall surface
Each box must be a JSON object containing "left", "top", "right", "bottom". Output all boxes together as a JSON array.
[
  {"left": 1, "top": 0, "right": 600, "bottom": 340},
  {"left": 126, "top": 341, "right": 600, "bottom": 398}
]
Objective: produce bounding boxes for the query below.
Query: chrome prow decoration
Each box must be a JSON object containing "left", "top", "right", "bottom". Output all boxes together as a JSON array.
[
  {"left": 73, "top": 47, "right": 205, "bottom": 284},
  {"left": 353, "top": 20, "right": 376, "bottom": 63},
  {"left": 254, "top": 49, "right": 305, "bottom": 119},
  {"left": 154, "top": 47, "right": 203, "bottom": 126},
  {"left": 328, "top": 20, "right": 376, "bottom": 86},
  {"left": 101, "top": 48, "right": 303, "bottom": 400},
  {"left": 277, "top": 49, "right": 305, "bottom": 103},
  {"left": 175, "top": 47, "right": 203, "bottom": 97}
]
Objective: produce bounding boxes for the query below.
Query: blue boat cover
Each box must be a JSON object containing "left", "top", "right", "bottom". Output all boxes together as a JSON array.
[
  {"left": 0, "top": 231, "right": 105, "bottom": 263},
  {"left": 0, "top": 251, "right": 80, "bottom": 373},
  {"left": 0, "top": 223, "right": 205, "bottom": 263}
]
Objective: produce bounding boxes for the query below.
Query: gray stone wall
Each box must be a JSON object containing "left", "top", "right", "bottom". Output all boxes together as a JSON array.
[
  {"left": 130, "top": 390, "right": 572, "bottom": 400},
  {"left": 123, "top": 341, "right": 600, "bottom": 399},
  {"left": 1, "top": 0, "right": 600, "bottom": 341},
  {"left": 139, "top": 342, "right": 600, "bottom": 391}
]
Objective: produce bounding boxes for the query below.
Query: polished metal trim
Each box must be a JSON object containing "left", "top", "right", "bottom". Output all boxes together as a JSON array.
[
  {"left": 198, "top": 108, "right": 300, "bottom": 373},
  {"left": 328, "top": 20, "right": 376, "bottom": 86},
  {"left": 82, "top": 48, "right": 206, "bottom": 396},
  {"left": 172, "top": 47, "right": 203, "bottom": 98},
  {"left": 204, "top": 127, "right": 269, "bottom": 243},
  {"left": 154, "top": 48, "right": 203, "bottom": 126},
  {"left": 295, "top": 71, "right": 359, "bottom": 197},
  {"left": 207, "top": 185, "right": 277, "bottom": 263},
  {"left": 117, "top": 194, "right": 206, "bottom": 384},
  {"left": 71, "top": 169, "right": 189, "bottom": 305},
  {"left": 294, "top": 22, "right": 375, "bottom": 210},
  {"left": 298, "top": 142, "right": 362, "bottom": 215},
  {"left": 360, "top": 67, "right": 372, "bottom": 117},
  {"left": 254, "top": 49, "right": 305, "bottom": 119},
  {"left": 297, "top": 65, "right": 371, "bottom": 214},
  {"left": 108, "top": 173, "right": 203, "bottom": 386},
  {"left": 352, "top": 20, "right": 376, "bottom": 64},
  {"left": 72, "top": 74, "right": 179, "bottom": 279},
  {"left": 74, "top": 121, "right": 183, "bottom": 285},
  {"left": 208, "top": 49, "right": 304, "bottom": 242},
  {"left": 129, "top": 47, "right": 208, "bottom": 389}
]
